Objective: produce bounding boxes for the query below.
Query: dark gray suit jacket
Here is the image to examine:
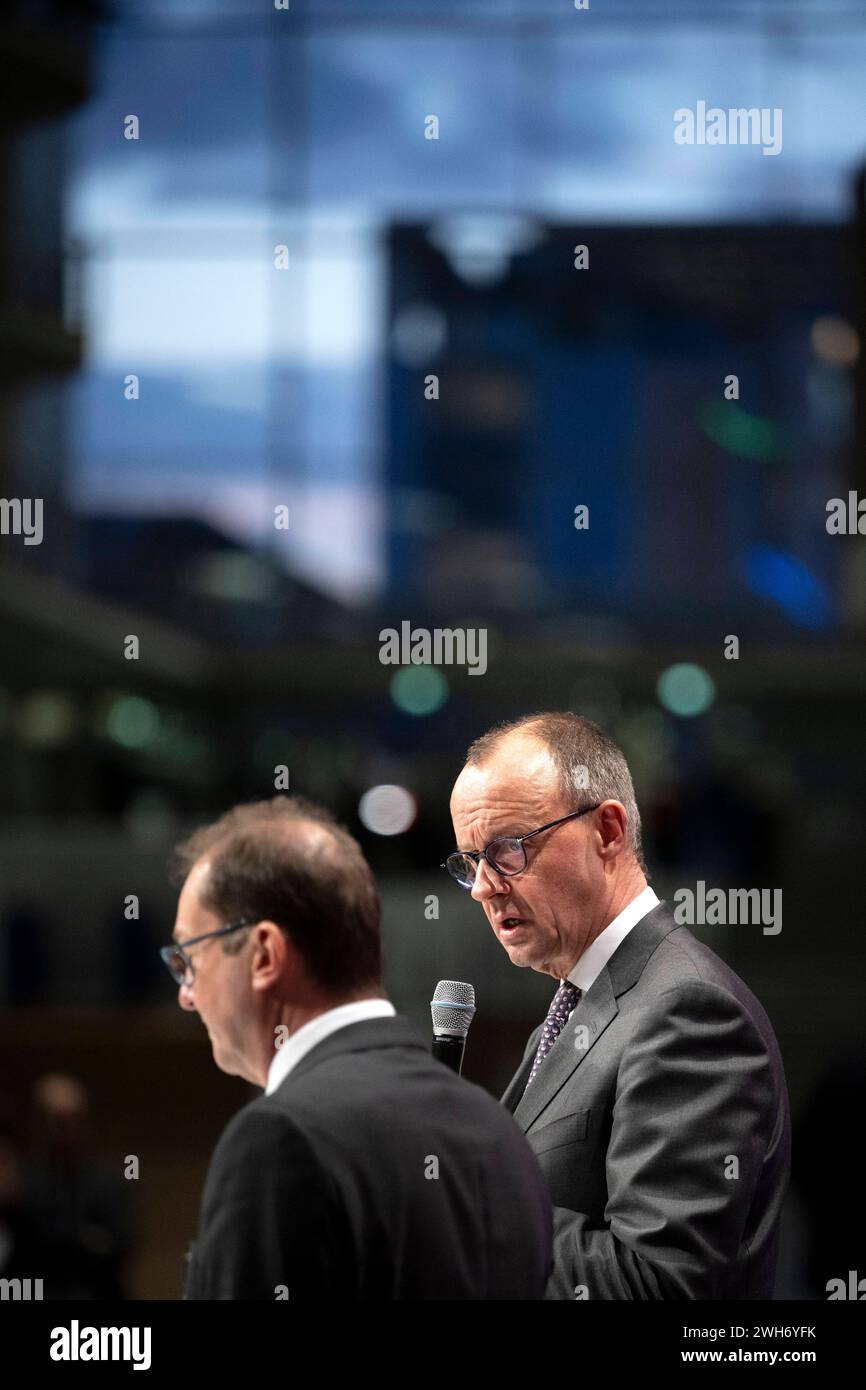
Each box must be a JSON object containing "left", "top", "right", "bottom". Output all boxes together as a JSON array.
[
  {"left": 502, "top": 901, "right": 791, "bottom": 1300},
  {"left": 185, "top": 1015, "right": 552, "bottom": 1299}
]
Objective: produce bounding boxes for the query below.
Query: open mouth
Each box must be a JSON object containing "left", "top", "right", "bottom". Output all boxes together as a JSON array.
[{"left": 499, "top": 917, "right": 528, "bottom": 933}]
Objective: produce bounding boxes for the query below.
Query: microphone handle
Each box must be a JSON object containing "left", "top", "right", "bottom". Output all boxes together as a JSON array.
[{"left": 432, "top": 1034, "right": 466, "bottom": 1075}]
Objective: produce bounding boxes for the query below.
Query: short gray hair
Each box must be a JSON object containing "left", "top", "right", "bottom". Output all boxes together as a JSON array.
[{"left": 464, "top": 711, "right": 647, "bottom": 873}]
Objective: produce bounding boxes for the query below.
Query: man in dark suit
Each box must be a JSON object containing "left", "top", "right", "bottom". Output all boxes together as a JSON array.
[
  {"left": 163, "top": 795, "right": 552, "bottom": 1300},
  {"left": 447, "top": 711, "right": 791, "bottom": 1300}
]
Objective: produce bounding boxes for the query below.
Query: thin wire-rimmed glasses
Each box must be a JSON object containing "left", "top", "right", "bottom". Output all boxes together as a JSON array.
[
  {"left": 160, "top": 920, "right": 254, "bottom": 986},
  {"left": 442, "top": 805, "right": 601, "bottom": 889}
]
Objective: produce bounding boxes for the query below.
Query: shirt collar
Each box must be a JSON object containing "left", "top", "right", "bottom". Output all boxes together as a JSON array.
[
  {"left": 566, "top": 885, "right": 660, "bottom": 994},
  {"left": 265, "top": 998, "right": 396, "bottom": 1095}
]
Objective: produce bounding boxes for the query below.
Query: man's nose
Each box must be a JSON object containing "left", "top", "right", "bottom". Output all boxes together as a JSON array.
[
  {"left": 178, "top": 978, "right": 196, "bottom": 1011},
  {"left": 470, "top": 856, "right": 510, "bottom": 903}
]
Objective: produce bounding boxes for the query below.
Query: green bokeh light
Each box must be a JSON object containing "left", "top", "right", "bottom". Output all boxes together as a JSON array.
[
  {"left": 390, "top": 666, "right": 449, "bottom": 716},
  {"left": 699, "top": 402, "right": 784, "bottom": 461},
  {"left": 106, "top": 696, "right": 161, "bottom": 749},
  {"left": 656, "top": 663, "right": 716, "bottom": 718}
]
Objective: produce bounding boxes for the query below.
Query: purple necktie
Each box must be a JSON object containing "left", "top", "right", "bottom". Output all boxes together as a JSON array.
[{"left": 525, "top": 980, "right": 582, "bottom": 1088}]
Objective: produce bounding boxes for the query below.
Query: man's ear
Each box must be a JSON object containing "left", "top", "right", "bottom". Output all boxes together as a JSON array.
[
  {"left": 251, "top": 920, "right": 287, "bottom": 990},
  {"left": 597, "top": 801, "right": 628, "bottom": 859}
]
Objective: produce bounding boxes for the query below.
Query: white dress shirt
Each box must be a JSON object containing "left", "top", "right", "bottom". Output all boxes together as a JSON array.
[
  {"left": 566, "top": 885, "right": 660, "bottom": 993},
  {"left": 265, "top": 998, "right": 396, "bottom": 1096}
]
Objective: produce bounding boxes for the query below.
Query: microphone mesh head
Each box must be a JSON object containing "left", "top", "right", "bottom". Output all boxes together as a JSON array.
[{"left": 431, "top": 979, "right": 476, "bottom": 1038}]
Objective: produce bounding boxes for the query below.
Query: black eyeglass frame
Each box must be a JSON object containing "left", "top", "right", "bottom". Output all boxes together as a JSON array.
[
  {"left": 441, "top": 805, "right": 601, "bottom": 889},
  {"left": 160, "top": 919, "right": 254, "bottom": 985}
]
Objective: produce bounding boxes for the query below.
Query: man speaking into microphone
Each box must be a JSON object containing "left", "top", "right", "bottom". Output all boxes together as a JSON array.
[
  {"left": 446, "top": 711, "right": 791, "bottom": 1300},
  {"left": 163, "top": 794, "right": 551, "bottom": 1300}
]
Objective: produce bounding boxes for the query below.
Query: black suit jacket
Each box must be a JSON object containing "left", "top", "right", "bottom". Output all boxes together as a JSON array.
[
  {"left": 185, "top": 1015, "right": 552, "bottom": 1299},
  {"left": 502, "top": 902, "right": 791, "bottom": 1299}
]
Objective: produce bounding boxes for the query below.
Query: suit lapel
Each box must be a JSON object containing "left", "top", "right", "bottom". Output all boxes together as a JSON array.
[
  {"left": 500, "top": 1023, "right": 542, "bottom": 1114},
  {"left": 502, "top": 902, "right": 680, "bottom": 1133},
  {"left": 513, "top": 973, "right": 618, "bottom": 1132}
]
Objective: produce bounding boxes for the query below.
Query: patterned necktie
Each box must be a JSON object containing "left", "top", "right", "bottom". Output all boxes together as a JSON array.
[{"left": 525, "top": 980, "right": 582, "bottom": 1088}]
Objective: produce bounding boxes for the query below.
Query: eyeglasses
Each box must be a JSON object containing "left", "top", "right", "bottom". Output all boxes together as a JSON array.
[
  {"left": 160, "top": 920, "right": 254, "bottom": 986},
  {"left": 442, "top": 806, "right": 601, "bottom": 890}
]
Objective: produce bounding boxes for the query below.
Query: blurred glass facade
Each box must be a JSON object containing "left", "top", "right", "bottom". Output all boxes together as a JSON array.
[{"left": 52, "top": 0, "right": 866, "bottom": 601}]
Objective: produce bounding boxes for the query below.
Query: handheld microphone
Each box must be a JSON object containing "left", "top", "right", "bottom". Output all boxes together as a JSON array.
[{"left": 430, "top": 979, "right": 476, "bottom": 1075}]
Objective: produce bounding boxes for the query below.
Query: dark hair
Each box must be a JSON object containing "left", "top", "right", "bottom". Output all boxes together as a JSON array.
[
  {"left": 170, "top": 796, "right": 383, "bottom": 997},
  {"left": 465, "top": 711, "right": 647, "bottom": 874}
]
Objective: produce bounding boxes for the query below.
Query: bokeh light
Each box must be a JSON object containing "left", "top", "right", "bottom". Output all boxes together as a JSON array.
[
  {"left": 390, "top": 666, "right": 449, "bottom": 716},
  {"left": 358, "top": 784, "right": 417, "bottom": 836},
  {"left": 810, "top": 315, "right": 860, "bottom": 368},
  {"left": 656, "top": 663, "right": 716, "bottom": 718},
  {"left": 105, "top": 696, "right": 161, "bottom": 749},
  {"left": 15, "top": 692, "right": 78, "bottom": 747}
]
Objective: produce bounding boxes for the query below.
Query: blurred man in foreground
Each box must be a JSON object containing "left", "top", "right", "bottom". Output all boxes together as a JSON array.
[
  {"left": 164, "top": 795, "right": 552, "bottom": 1300},
  {"left": 447, "top": 711, "right": 791, "bottom": 1300}
]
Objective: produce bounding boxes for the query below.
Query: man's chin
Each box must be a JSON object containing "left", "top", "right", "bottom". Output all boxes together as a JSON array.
[
  {"left": 500, "top": 937, "right": 538, "bottom": 968},
  {"left": 210, "top": 1038, "right": 238, "bottom": 1076}
]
